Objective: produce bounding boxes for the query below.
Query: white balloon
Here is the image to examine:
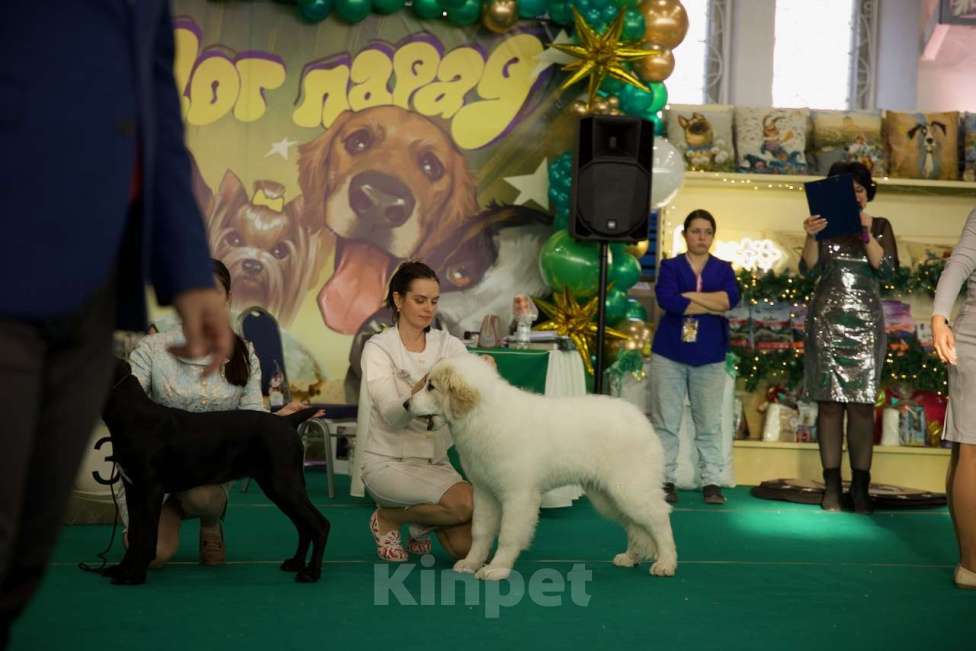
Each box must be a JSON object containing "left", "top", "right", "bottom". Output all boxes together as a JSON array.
[{"left": 651, "top": 136, "right": 686, "bottom": 208}]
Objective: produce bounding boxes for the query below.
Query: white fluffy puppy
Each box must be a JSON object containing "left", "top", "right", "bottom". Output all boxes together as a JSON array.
[{"left": 406, "top": 354, "right": 677, "bottom": 581}]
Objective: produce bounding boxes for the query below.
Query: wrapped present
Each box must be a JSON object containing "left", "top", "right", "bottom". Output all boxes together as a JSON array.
[
  {"left": 880, "top": 407, "right": 900, "bottom": 446},
  {"left": 791, "top": 305, "right": 807, "bottom": 352},
  {"left": 912, "top": 390, "right": 947, "bottom": 446},
  {"left": 795, "top": 400, "right": 818, "bottom": 443},
  {"left": 762, "top": 403, "right": 799, "bottom": 442},
  {"left": 727, "top": 305, "right": 752, "bottom": 351},
  {"left": 752, "top": 302, "right": 793, "bottom": 351},
  {"left": 898, "top": 403, "right": 927, "bottom": 447},
  {"left": 882, "top": 300, "right": 914, "bottom": 354}
]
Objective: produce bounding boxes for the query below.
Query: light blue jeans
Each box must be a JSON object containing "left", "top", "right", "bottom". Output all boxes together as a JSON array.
[{"left": 648, "top": 355, "right": 727, "bottom": 486}]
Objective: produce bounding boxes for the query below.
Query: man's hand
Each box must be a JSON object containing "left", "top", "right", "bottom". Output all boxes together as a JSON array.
[{"left": 168, "top": 288, "right": 234, "bottom": 377}]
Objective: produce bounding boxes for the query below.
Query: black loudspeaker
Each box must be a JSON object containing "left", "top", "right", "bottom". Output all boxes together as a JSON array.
[{"left": 570, "top": 115, "right": 654, "bottom": 242}]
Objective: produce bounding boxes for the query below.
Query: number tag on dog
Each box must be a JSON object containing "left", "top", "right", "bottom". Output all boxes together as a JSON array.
[{"left": 681, "top": 317, "right": 699, "bottom": 343}]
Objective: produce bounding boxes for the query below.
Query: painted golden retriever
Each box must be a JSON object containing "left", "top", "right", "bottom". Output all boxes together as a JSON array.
[{"left": 297, "top": 106, "right": 479, "bottom": 334}]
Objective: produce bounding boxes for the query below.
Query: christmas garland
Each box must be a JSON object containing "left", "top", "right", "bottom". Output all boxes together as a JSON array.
[
  {"left": 732, "top": 256, "right": 954, "bottom": 395},
  {"left": 735, "top": 253, "right": 959, "bottom": 305}
]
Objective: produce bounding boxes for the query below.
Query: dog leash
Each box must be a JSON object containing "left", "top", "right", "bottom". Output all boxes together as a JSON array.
[{"left": 78, "top": 462, "right": 122, "bottom": 576}]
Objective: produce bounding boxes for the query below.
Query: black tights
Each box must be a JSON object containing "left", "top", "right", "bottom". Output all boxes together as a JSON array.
[{"left": 816, "top": 401, "right": 875, "bottom": 472}]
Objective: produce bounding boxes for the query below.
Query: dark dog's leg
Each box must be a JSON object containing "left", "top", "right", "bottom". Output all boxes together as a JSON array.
[
  {"left": 257, "top": 476, "right": 330, "bottom": 583},
  {"left": 105, "top": 482, "right": 164, "bottom": 585}
]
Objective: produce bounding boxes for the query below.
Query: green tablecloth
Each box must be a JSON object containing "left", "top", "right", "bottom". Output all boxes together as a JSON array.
[{"left": 468, "top": 347, "right": 551, "bottom": 394}]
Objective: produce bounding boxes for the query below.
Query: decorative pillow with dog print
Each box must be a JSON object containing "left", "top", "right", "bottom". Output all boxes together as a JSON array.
[
  {"left": 665, "top": 104, "right": 735, "bottom": 172},
  {"left": 810, "top": 110, "right": 886, "bottom": 177},
  {"left": 884, "top": 111, "right": 959, "bottom": 180},
  {"left": 734, "top": 107, "right": 810, "bottom": 174},
  {"left": 962, "top": 113, "right": 976, "bottom": 182}
]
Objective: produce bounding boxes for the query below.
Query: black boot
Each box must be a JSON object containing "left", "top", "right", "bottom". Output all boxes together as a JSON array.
[
  {"left": 851, "top": 469, "right": 873, "bottom": 514},
  {"left": 821, "top": 468, "right": 842, "bottom": 511}
]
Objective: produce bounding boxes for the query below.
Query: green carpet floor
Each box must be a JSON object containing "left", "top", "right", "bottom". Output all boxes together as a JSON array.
[{"left": 11, "top": 473, "right": 970, "bottom": 651}]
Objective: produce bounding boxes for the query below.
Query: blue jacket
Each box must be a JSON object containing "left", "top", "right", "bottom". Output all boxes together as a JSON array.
[
  {"left": 0, "top": 0, "right": 213, "bottom": 330},
  {"left": 652, "top": 255, "right": 741, "bottom": 366}
]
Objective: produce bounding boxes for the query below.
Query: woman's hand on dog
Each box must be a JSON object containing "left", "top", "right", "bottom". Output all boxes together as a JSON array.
[
  {"left": 275, "top": 400, "right": 325, "bottom": 418},
  {"left": 411, "top": 374, "right": 429, "bottom": 395}
]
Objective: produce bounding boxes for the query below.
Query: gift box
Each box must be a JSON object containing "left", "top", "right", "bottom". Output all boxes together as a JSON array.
[
  {"left": 727, "top": 305, "right": 752, "bottom": 351},
  {"left": 795, "top": 400, "right": 818, "bottom": 443},
  {"left": 898, "top": 403, "right": 927, "bottom": 447},
  {"left": 752, "top": 302, "right": 794, "bottom": 351},
  {"left": 882, "top": 300, "right": 914, "bottom": 354}
]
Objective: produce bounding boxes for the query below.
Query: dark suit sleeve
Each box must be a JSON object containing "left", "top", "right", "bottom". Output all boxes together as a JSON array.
[
  {"left": 148, "top": 4, "right": 214, "bottom": 305},
  {"left": 655, "top": 259, "right": 690, "bottom": 316}
]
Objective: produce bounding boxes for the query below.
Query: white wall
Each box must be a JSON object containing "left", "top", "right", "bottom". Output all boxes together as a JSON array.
[
  {"left": 875, "top": 0, "right": 921, "bottom": 110},
  {"left": 727, "top": 0, "right": 775, "bottom": 106}
]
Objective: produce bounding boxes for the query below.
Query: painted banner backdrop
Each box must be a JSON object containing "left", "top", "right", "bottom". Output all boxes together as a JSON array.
[{"left": 165, "top": 0, "right": 577, "bottom": 401}]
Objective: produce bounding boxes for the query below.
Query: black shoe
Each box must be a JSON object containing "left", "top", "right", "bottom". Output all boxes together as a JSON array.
[
  {"left": 850, "top": 469, "right": 873, "bottom": 514},
  {"left": 663, "top": 482, "right": 678, "bottom": 504},
  {"left": 702, "top": 484, "right": 726, "bottom": 505},
  {"left": 821, "top": 468, "right": 842, "bottom": 511}
]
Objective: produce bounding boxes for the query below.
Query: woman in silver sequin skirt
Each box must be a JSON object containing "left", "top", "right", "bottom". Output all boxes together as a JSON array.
[
  {"left": 800, "top": 162, "right": 898, "bottom": 514},
  {"left": 931, "top": 207, "right": 976, "bottom": 589}
]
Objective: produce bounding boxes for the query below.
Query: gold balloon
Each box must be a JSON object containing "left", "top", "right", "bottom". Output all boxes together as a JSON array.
[
  {"left": 569, "top": 100, "right": 590, "bottom": 117},
  {"left": 635, "top": 46, "right": 675, "bottom": 82},
  {"left": 482, "top": 0, "right": 519, "bottom": 34},
  {"left": 553, "top": 7, "right": 655, "bottom": 111},
  {"left": 625, "top": 239, "right": 649, "bottom": 258},
  {"left": 640, "top": 0, "right": 689, "bottom": 50}
]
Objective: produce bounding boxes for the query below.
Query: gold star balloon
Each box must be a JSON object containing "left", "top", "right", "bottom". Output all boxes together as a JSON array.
[
  {"left": 552, "top": 7, "right": 657, "bottom": 110},
  {"left": 533, "top": 289, "right": 628, "bottom": 376}
]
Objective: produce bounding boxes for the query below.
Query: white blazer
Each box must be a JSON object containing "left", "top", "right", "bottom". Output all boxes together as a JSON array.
[{"left": 349, "top": 325, "right": 469, "bottom": 497}]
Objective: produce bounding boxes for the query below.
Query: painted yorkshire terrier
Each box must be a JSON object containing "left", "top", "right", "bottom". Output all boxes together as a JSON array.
[{"left": 207, "top": 173, "right": 327, "bottom": 326}]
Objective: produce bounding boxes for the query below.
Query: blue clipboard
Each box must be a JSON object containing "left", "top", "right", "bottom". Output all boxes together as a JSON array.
[{"left": 803, "top": 174, "right": 862, "bottom": 241}]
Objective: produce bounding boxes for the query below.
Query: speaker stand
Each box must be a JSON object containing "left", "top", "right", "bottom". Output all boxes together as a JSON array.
[{"left": 593, "top": 240, "right": 609, "bottom": 395}]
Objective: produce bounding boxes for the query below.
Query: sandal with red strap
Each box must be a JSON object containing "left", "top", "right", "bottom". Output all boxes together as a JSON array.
[
  {"left": 407, "top": 523, "right": 435, "bottom": 556},
  {"left": 369, "top": 510, "right": 408, "bottom": 562}
]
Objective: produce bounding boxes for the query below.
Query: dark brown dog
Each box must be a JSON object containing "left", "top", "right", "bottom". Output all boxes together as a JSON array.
[{"left": 100, "top": 359, "right": 329, "bottom": 585}]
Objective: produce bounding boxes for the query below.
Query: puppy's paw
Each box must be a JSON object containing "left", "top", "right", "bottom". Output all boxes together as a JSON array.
[
  {"left": 613, "top": 552, "right": 639, "bottom": 568},
  {"left": 475, "top": 566, "right": 511, "bottom": 581},
  {"left": 649, "top": 559, "right": 677, "bottom": 577},
  {"left": 452, "top": 558, "right": 481, "bottom": 574},
  {"left": 280, "top": 558, "right": 305, "bottom": 573},
  {"left": 295, "top": 568, "right": 321, "bottom": 583}
]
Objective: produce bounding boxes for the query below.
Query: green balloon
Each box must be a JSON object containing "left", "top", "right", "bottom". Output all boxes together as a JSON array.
[
  {"left": 411, "top": 0, "right": 442, "bottom": 18},
  {"left": 438, "top": 0, "right": 468, "bottom": 9},
  {"left": 446, "top": 0, "right": 480, "bottom": 24},
  {"left": 539, "top": 230, "right": 601, "bottom": 299},
  {"left": 604, "top": 288, "right": 630, "bottom": 324},
  {"left": 335, "top": 0, "right": 371, "bottom": 22},
  {"left": 298, "top": 0, "right": 332, "bottom": 21},
  {"left": 623, "top": 298, "right": 648, "bottom": 321},
  {"left": 372, "top": 0, "right": 404, "bottom": 13},
  {"left": 519, "top": 0, "right": 548, "bottom": 18},
  {"left": 608, "top": 247, "right": 642, "bottom": 291},
  {"left": 647, "top": 82, "right": 669, "bottom": 113}
]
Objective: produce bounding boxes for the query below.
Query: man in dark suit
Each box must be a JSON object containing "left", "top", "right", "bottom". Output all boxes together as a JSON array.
[{"left": 0, "top": 2, "right": 233, "bottom": 645}]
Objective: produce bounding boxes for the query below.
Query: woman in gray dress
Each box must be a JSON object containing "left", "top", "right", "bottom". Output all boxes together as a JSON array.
[
  {"left": 931, "top": 207, "right": 976, "bottom": 589},
  {"left": 801, "top": 162, "right": 898, "bottom": 514}
]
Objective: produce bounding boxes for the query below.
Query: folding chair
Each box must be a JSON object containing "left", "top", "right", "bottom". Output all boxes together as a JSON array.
[{"left": 237, "top": 306, "right": 357, "bottom": 498}]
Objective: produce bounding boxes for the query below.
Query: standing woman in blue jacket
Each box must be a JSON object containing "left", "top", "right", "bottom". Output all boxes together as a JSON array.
[{"left": 649, "top": 210, "right": 740, "bottom": 505}]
